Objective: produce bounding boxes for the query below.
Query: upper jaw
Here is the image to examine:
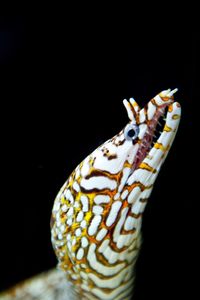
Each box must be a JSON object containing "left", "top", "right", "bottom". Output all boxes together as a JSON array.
[
  {"left": 141, "top": 101, "right": 181, "bottom": 172},
  {"left": 125, "top": 100, "right": 181, "bottom": 189},
  {"left": 131, "top": 89, "right": 181, "bottom": 173}
]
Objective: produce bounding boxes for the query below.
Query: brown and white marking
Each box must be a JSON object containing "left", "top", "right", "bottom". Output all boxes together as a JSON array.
[{"left": 51, "top": 89, "right": 181, "bottom": 300}]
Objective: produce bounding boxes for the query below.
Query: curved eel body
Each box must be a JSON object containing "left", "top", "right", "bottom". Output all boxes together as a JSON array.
[
  {"left": 0, "top": 89, "right": 181, "bottom": 300},
  {"left": 50, "top": 89, "right": 181, "bottom": 300}
]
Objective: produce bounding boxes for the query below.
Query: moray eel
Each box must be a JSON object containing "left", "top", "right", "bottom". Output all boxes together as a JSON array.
[
  {"left": 51, "top": 89, "right": 181, "bottom": 300},
  {"left": 0, "top": 89, "right": 181, "bottom": 300}
]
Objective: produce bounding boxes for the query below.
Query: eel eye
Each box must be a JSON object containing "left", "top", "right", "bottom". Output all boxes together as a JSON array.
[{"left": 124, "top": 124, "right": 139, "bottom": 141}]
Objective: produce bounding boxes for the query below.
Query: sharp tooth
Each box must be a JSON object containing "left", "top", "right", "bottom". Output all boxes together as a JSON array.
[{"left": 159, "top": 108, "right": 164, "bottom": 114}]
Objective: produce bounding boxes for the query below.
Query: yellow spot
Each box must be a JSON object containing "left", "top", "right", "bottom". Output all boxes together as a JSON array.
[
  {"left": 81, "top": 228, "right": 87, "bottom": 236},
  {"left": 71, "top": 222, "right": 79, "bottom": 230},
  {"left": 72, "top": 245, "right": 77, "bottom": 252},
  {"left": 161, "top": 96, "right": 171, "bottom": 102},
  {"left": 124, "top": 161, "right": 132, "bottom": 168},
  {"left": 168, "top": 104, "right": 173, "bottom": 112},
  {"left": 85, "top": 211, "right": 92, "bottom": 222},
  {"left": 60, "top": 196, "right": 66, "bottom": 204},
  {"left": 85, "top": 268, "right": 90, "bottom": 273},
  {"left": 154, "top": 143, "right": 169, "bottom": 152},
  {"left": 172, "top": 114, "right": 180, "bottom": 120},
  {"left": 164, "top": 124, "right": 172, "bottom": 132},
  {"left": 75, "top": 206, "right": 81, "bottom": 213},
  {"left": 139, "top": 162, "right": 156, "bottom": 173},
  {"left": 154, "top": 142, "right": 165, "bottom": 151},
  {"left": 132, "top": 102, "right": 138, "bottom": 108}
]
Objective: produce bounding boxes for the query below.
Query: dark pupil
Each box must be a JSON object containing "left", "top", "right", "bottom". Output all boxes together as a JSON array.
[{"left": 128, "top": 128, "right": 136, "bottom": 138}]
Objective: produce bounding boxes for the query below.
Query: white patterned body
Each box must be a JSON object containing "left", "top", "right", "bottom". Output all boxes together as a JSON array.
[{"left": 51, "top": 89, "right": 181, "bottom": 299}]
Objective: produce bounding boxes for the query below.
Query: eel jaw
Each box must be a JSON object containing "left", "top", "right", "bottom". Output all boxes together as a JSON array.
[
  {"left": 125, "top": 100, "right": 181, "bottom": 190},
  {"left": 145, "top": 104, "right": 180, "bottom": 171},
  {"left": 132, "top": 91, "right": 181, "bottom": 173},
  {"left": 133, "top": 105, "right": 170, "bottom": 170}
]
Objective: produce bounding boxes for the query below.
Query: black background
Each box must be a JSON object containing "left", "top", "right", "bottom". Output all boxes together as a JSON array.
[{"left": 0, "top": 13, "right": 197, "bottom": 299}]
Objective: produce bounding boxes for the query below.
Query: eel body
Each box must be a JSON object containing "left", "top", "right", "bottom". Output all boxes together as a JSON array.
[{"left": 0, "top": 89, "right": 181, "bottom": 300}]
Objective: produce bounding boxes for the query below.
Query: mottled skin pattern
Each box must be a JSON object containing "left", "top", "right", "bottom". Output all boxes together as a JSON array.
[
  {"left": 51, "top": 89, "right": 181, "bottom": 300},
  {"left": 0, "top": 89, "right": 181, "bottom": 300}
]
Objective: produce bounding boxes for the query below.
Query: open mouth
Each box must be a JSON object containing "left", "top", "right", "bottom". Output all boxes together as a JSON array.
[{"left": 133, "top": 104, "right": 170, "bottom": 171}]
